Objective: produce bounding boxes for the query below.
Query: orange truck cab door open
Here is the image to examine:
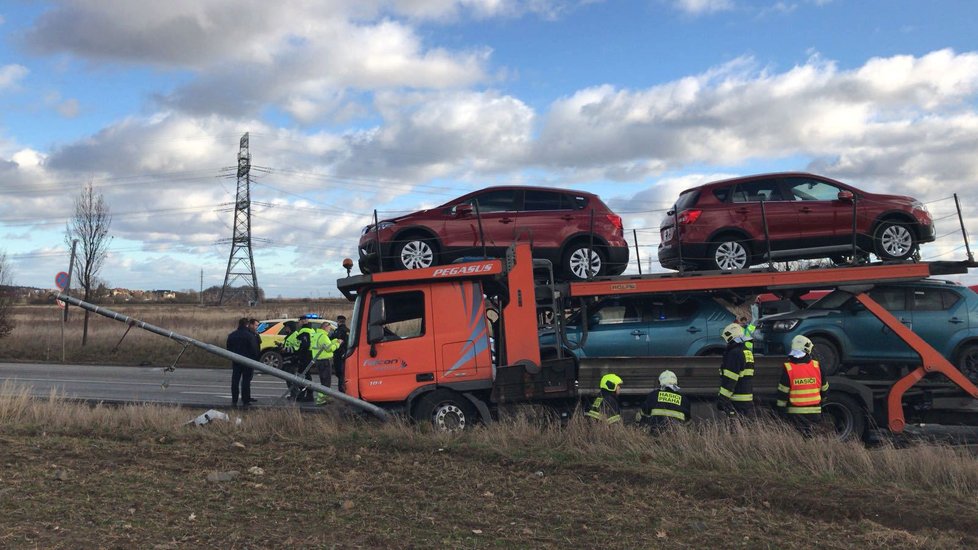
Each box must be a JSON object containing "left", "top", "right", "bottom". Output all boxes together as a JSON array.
[{"left": 347, "top": 280, "right": 494, "bottom": 404}]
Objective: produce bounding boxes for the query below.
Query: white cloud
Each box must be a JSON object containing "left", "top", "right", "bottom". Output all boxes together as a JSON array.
[
  {"left": 6, "top": 47, "right": 978, "bottom": 289},
  {"left": 0, "top": 64, "right": 28, "bottom": 90},
  {"left": 23, "top": 1, "right": 496, "bottom": 121},
  {"left": 530, "top": 49, "right": 978, "bottom": 184},
  {"left": 671, "top": 0, "right": 734, "bottom": 16}
]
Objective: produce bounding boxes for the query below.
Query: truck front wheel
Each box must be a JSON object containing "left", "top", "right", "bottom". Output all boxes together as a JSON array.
[
  {"left": 413, "top": 389, "right": 477, "bottom": 432},
  {"left": 821, "top": 393, "right": 868, "bottom": 441}
]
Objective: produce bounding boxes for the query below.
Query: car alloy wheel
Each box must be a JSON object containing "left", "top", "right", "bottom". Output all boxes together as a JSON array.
[
  {"left": 712, "top": 240, "right": 748, "bottom": 270},
  {"left": 568, "top": 247, "right": 602, "bottom": 280},
  {"left": 398, "top": 239, "right": 435, "bottom": 270},
  {"left": 878, "top": 223, "right": 914, "bottom": 259}
]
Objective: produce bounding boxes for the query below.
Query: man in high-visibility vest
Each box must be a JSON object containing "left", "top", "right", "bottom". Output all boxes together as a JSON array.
[
  {"left": 776, "top": 335, "right": 829, "bottom": 437},
  {"left": 636, "top": 370, "right": 691, "bottom": 433},
  {"left": 283, "top": 315, "right": 317, "bottom": 401},
  {"left": 585, "top": 373, "right": 623, "bottom": 425},
  {"left": 717, "top": 322, "right": 755, "bottom": 417},
  {"left": 312, "top": 326, "right": 342, "bottom": 405}
]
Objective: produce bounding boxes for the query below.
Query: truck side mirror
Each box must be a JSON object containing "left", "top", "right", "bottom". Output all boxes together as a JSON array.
[
  {"left": 837, "top": 190, "right": 854, "bottom": 201},
  {"left": 368, "top": 296, "right": 386, "bottom": 325},
  {"left": 367, "top": 324, "right": 385, "bottom": 344}
]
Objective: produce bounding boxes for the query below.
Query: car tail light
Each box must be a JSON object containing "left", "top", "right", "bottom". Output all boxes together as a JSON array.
[
  {"left": 677, "top": 209, "right": 702, "bottom": 225},
  {"left": 606, "top": 214, "right": 623, "bottom": 235}
]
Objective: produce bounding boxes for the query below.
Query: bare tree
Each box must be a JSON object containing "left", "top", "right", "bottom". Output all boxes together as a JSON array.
[
  {"left": 65, "top": 182, "right": 112, "bottom": 345},
  {"left": 0, "top": 250, "right": 14, "bottom": 338}
]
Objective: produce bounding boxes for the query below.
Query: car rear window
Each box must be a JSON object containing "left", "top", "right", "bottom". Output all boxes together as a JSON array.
[
  {"left": 674, "top": 190, "right": 700, "bottom": 211},
  {"left": 564, "top": 194, "right": 588, "bottom": 210},
  {"left": 712, "top": 187, "right": 730, "bottom": 202},
  {"left": 912, "top": 289, "right": 961, "bottom": 311}
]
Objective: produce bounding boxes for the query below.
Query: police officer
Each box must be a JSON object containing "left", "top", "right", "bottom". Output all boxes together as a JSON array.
[
  {"left": 283, "top": 315, "right": 317, "bottom": 401},
  {"left": 312, "top": 325, "right": 341, "bottom": 405},
  {"left": 717, "top": 322, "right": 755, "bottom": 417},
  {"left": 637, "top": 370, "right": 691, "bottom": 432},
  {"left": 776, "top": 335, "right": 829, "bottom": 437},
  {"left": 329, "top": 315, "right": 350, "bottom": 393},
  {"left": 586, "top": 373, "right": 623, "bottom": 425}
]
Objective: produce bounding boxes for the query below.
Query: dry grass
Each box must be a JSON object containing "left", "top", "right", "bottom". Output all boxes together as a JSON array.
[
  {"left": 1, "top": 388, "right": 977, "bottom": 548},
  {"left": 0, "top": 301, "right": 353, "bottom": 367}
]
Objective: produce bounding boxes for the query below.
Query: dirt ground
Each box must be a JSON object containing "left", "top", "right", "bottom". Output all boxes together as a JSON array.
[{"left": 2, "top": 413, "right": 977, "bottom": 549}]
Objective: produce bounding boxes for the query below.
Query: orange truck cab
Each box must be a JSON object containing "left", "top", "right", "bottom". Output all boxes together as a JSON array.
[{"left": 338, "top": 245, "right": 576, "bottom": 429}]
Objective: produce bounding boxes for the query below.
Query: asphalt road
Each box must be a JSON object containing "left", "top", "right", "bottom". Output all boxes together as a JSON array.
[{"left": 0, "top": 362, "right": 320, "bottom": 410}]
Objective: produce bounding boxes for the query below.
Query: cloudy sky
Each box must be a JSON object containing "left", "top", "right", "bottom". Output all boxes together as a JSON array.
[{"left": 2, "top": 0, "right": 978, "bottom": 298}]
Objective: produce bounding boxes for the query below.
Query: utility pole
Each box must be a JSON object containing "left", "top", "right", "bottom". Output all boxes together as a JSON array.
[
  {"left": 219, "top": 132, "right": 260, "bottom": 306},
  {"left": 64, "top": 239, "right": 78, "bottom": 322},
  {"left": 199, "top": 269, "right": 204, "bottom": 306}
]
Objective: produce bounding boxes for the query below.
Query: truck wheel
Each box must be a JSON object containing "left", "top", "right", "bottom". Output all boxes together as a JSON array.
[
  {"left": 394, "top": 236, "right": 437, "bottom": 270},
  {"left": 810, "top": 336, "right": 841, "bottom": 376},
  {"left": 562, "top": 243, "right": 605, "bottom": 281},
  {"left": 413, "top": 389, "right": 477, "bottom": 432},
  {"left": 260, "top": 350, "right": 283, "bottom": 369},
  {"left": 955, "top": 343, "right": 978, "bottom": 384},
  {"left": 821, "top": 393, "right": 867, "bottom": 441},
  {"left": 873, "top": 220, "right": 918, "bottom": 261},
  {"left": 709, "top": 237, "right": 749, "bottom": 271}
]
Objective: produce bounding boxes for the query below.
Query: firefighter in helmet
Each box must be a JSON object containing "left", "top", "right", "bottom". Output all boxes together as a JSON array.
[
  {"left": 637, "top": 370, "right": 691, "bottom": 432},
  {"left": 586, "top": 373, "right": 623, "bottom": 424},
  {"left": 776, "top": 335, "right": 829, "bottom": 437},
  {"left": 717, "top": 322, "right": 755, "bottom": 417}
]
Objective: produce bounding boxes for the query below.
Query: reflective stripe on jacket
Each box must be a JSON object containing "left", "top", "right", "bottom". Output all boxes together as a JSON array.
[
  {"left": 312, "top": 328, "right": 340, "bottom": 359},
  {"left": 776, "top": 359, "right": 827, "bottom": 414},
  {"left": 586, "top": 392, "right": 622, "bottom": 424},
  {"left": 638, "top": 389, "right": 690, "bottom": 425},
  {"left": 718, "top": 343, "right": 754, "bottom": 403},
  {"left": 283, "top": 326, "right": 315, "bottom": 353}
]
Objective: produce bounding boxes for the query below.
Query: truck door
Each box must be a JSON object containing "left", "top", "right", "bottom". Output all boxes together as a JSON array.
[
  {"left": 359, "top": 288, "right": 436, "bottom": 402},
  {"left": 430, "top": 281, "right": 492, "bottom": 383}
]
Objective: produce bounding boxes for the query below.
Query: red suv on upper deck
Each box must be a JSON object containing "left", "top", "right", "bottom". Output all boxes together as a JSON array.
[
  {"left": 658, "top": 172, "right": 935, "bottom": 271},
  {"left": 358, "top": 186, "right": 629, "bottom": 281}
]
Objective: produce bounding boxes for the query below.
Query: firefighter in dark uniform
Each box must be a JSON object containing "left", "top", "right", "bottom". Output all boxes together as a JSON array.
[
  {"left": 777, "top": 335, "right": 829, "bottom": 437},
  {"left": 637, "top": 370, "right": 691, "bottom": 432},
  {"left": 718, "top": 322, "right": 755, "bottom": 417},
  {"left": 586, "top": 373, "right": 623, "bottom": 425}
]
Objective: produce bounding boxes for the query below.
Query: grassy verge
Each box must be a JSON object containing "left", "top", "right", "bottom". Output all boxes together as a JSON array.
[
  {"left": 0, "top": 301, "right": 352, "bottom": 367},
  {"left": 2, "top": 389, "right": 977, "bottom": 548}
]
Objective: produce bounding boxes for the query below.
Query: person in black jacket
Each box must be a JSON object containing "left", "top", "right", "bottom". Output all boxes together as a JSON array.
[
  {"left": 227, "top": 317, "right": 260, "bottom": 407},
  {"left": 329, "top": 315, "right": 350, "bottom": 393},
  {"left": 637, "top": 370, "right": 691, "bottom": 433},
  {"left": 717, "top": 322, "right": 755, "bottom": 418}
]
